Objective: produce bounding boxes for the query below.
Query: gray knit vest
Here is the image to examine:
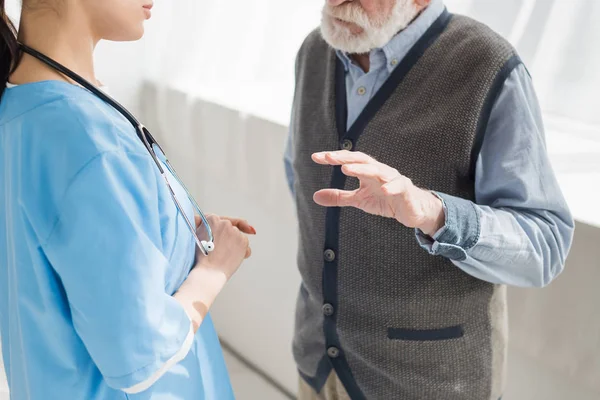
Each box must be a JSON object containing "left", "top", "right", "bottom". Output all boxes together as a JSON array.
[{"left": 291, "top": 10, "right": 521, "bottom": 400}]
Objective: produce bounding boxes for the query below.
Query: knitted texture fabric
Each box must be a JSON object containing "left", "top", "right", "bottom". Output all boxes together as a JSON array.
[{"left": 292, "top": 14, "right": 518, "bottom": 400}]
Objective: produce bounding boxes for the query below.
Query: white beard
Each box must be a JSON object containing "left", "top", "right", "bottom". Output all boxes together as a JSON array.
[{"left": 320, "top": 0, "right": 420, "bottom": 54}]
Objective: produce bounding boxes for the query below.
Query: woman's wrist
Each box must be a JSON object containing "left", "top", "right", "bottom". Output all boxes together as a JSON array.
[{"left": 173, "top": 266, "right": 228, "bottom": 332}]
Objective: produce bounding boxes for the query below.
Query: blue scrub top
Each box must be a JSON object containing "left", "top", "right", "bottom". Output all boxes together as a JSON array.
[{"left": 0, "top": 81, "right": 234, "bottom": 399}]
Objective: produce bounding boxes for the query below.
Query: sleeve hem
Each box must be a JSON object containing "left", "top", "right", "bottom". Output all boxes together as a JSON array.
[{"left": 105, "top": 308, "right": 194, "bottom": 393}]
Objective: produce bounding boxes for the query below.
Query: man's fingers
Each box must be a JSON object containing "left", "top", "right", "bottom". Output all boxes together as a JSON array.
[
  {"left": 313, "top": 189, "right": 359, "bottom": 207},
  {"left": 341, "top": 163, "right": 397, "bottom": 183},
  {"left": 312, "top": 150, "right": 373, "bottom": 166}
]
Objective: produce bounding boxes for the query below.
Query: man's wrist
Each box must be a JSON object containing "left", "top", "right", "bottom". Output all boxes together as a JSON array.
[{"left": 418, "top": 190, "right": 446, "bottom": 237}]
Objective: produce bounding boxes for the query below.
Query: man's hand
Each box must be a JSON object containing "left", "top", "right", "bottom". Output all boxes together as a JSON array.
[{"left": 312, "top": 150, "right": 445, "bottom": 236}]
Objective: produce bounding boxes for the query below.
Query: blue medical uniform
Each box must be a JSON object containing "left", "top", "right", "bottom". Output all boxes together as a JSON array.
[{"left": 0, "top": 81, "right": 234, "bottom": 399}]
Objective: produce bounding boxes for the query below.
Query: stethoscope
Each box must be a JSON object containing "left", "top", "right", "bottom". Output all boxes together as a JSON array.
[{"left": 17, "top": 43, "right": 215, "bottom": 256}]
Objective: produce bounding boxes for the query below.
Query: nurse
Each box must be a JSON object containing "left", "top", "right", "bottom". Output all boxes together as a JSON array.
[{"left": 0, "top": 1, "right": 253, "bottom": 399}]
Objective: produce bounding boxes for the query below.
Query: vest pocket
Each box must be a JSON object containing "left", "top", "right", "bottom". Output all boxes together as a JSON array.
[{"left": 387, "top": 325, "right": 464, "bottom": 341}]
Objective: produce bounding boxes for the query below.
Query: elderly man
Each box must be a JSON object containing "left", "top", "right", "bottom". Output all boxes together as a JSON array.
[{"left": 283, "top": 0, "right": 575, "bottom": 399}]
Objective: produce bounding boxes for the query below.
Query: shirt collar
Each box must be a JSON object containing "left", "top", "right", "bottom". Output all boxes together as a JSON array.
[{"left": 337, "top": 0, "right": 445, "bottom": 72}]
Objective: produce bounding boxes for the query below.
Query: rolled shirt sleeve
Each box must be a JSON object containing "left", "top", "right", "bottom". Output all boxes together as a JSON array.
[{"left": 42, "top": 150, "right": 194, "bottom": 392}]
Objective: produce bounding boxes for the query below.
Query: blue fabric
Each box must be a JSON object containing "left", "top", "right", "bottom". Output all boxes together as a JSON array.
[
  {"left": 415, "top": 192, "right": 482, "bottom": 262},
  {"left": 284, "top": 0, "right": 574, "bottom": 288},
  {"left": 0, "top": 81, "right": 234, "bottom": 399}
]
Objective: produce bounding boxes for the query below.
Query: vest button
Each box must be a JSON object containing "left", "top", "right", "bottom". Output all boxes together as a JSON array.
[
  {"left": 322, "top": 303, "right": 334, "bottom": 316},
  {"left": 327, "top": 346, "right": 340, "bottom": 358},
  {"left": 324, "top": 249, "right": 336, "bottom": 262},
  {"left": 341, "top": 139, "right": 353, "bottom": 151}
]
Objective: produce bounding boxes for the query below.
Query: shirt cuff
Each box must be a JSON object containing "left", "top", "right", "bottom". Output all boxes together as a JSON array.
[{"left": 415, "top": 192, "right": 481, "bottom": 261}]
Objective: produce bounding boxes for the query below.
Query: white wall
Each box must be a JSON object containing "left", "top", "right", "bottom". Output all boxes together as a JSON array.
[
  {"left": 94, "top": 41, "right": 146, "bottom": 116},
  {"left": 505, "top": 221, "right": 600, "bottom": 400}
]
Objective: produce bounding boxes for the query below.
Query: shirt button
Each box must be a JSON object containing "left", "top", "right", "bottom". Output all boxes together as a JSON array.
[
  {"left": 322, "top": 303, "right": 335, "bottom": 316},
  {"left": 341, "top": 139, "right": 353, "bottom": 151},
  {"left": 327, "top": 346, "right": 340, "bottom": 358},
  {"left": 390, "top": 58, "right": 398, "bottom": 66},
  {"left": 324, "top": 249, "right": 336, "bottom": 262},
  {"left": 357, "top": 86, "right": 366, "bottom": 95}
]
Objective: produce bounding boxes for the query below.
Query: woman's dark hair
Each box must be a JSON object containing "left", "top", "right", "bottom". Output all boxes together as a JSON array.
[{"left": 0, "top": 0, "right": 19, "bottom": 98}]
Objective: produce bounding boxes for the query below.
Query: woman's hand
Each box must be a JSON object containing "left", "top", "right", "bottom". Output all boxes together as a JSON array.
[
  {"left": 176, "top": 214, "right": 256, "bottom": 332},
  {"left": 195, "top": 215, "right": 256, "bottom": 260}
]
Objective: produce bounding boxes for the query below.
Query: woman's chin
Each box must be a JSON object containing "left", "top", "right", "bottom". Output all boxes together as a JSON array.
[{"left": 104, "top": 25, "right": 145, "bottom": 42}]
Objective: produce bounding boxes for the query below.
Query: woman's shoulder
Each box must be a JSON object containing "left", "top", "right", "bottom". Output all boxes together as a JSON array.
[
  {"left": 3, "top": 80, "right": 150, "bottom": 180},
  {"left": 12, "top": 82, "right": 139, "bottom": 147},
  {"left": 1, "top": 81, "right": 157, "bottom": 220},
  {"left": 2, "top": 80, "right": 145, "bottom": 156},
  {"left": 1, "top": 82, "right": 161, "bottom": 241}
]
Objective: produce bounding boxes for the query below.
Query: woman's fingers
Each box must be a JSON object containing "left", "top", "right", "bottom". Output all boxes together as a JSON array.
[
  {"left": 197, "top": 215, "right": 256, "bottom": 235},
  {"left": 221, "top": 217, "right": 257, "bottom": 235}
]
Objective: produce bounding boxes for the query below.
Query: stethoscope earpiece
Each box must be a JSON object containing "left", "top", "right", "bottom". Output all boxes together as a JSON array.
[{"left": 201, "top": 241, "right": 215, "bottom": 253}]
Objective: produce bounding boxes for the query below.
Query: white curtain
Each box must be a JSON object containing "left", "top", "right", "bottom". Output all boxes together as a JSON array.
[
  {"left": 139, "top": 0, "right": 322, "bottom": 127},
  {"left": 6, "top": 0, "right": 599, "bottom": 132},
  {"left": 138, "top": 0, "right": 600, "bottom": 131}
]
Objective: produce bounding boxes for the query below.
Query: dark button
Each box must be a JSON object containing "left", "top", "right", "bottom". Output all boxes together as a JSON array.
[
  {"left": 341, "top": 139, "right": 353, "bottom": 151},
  {"left": 322, "top": 303, "right": 334, "bottom": 316},
  {"left": 327, "top": 346, "right": 340, "bottom": 358},
  {"left": 324, "top": 249, "right": 336, "bottom": 262}
]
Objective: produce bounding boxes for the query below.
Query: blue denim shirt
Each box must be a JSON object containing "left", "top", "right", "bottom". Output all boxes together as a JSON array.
[{"left": 284, "top": 0, "right": 575, "bottom": 288}]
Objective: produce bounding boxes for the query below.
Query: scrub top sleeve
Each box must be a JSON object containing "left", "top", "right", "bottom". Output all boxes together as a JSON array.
[{"left": 42, "top": 150, "right": 194, "bottom": 393}]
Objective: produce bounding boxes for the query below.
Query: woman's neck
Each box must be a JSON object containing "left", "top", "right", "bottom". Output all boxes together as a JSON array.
[{"left": 10, "top": 7, "right": 98, "bottom": 86}]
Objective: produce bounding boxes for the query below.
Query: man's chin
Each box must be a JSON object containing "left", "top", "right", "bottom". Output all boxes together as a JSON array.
[
  {"left": 321, "top": 25, "right": 374, "bottom": 54},
  {"left": 331, "top": 17, "right": 364, "bottom": 35}
]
